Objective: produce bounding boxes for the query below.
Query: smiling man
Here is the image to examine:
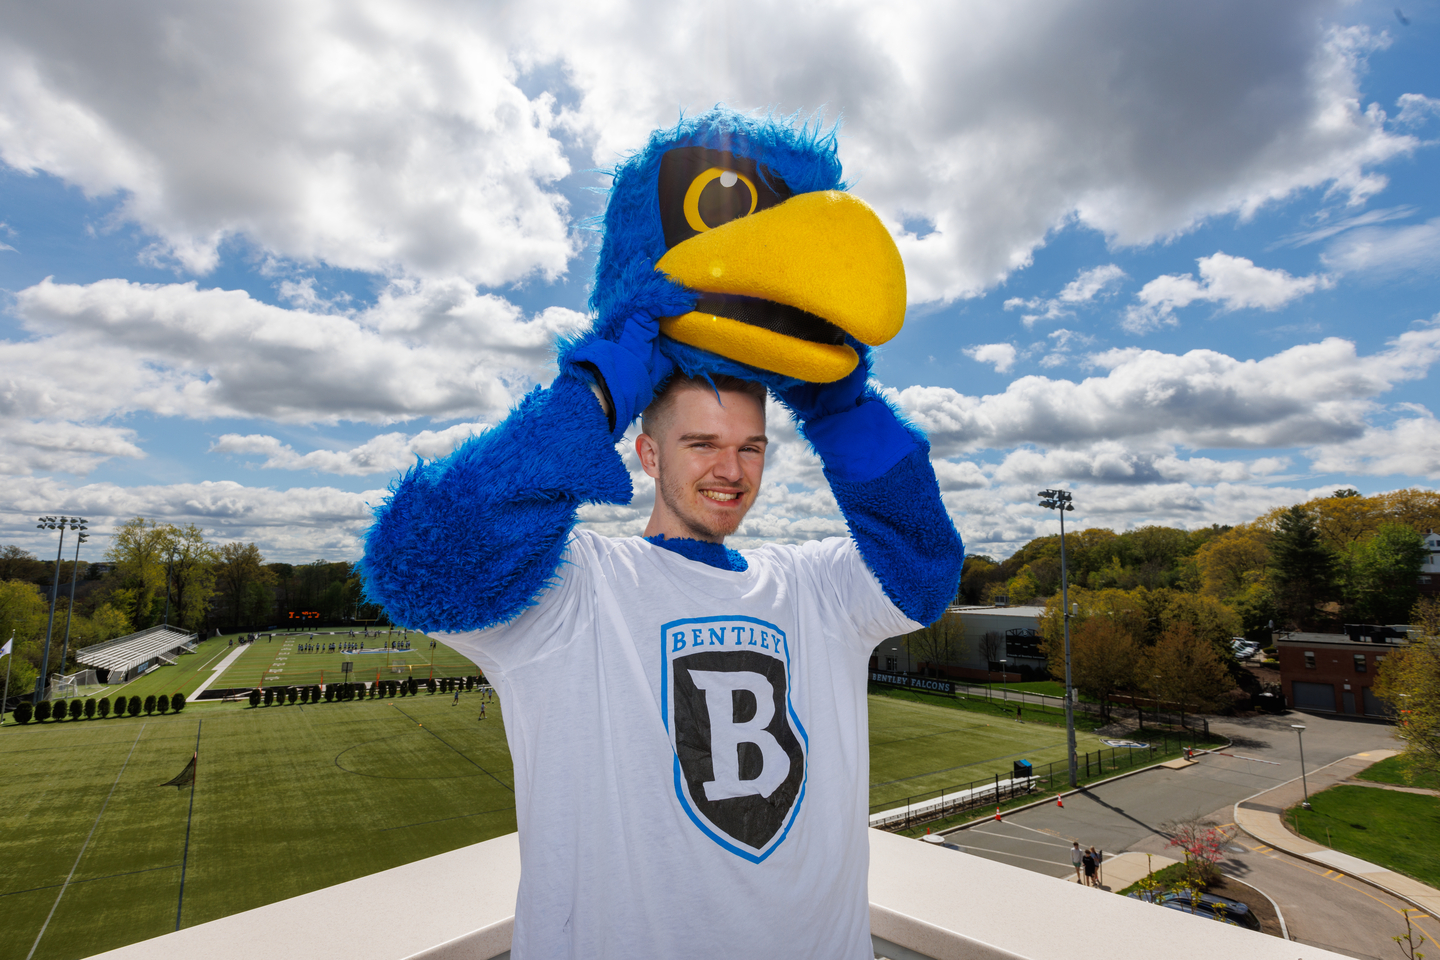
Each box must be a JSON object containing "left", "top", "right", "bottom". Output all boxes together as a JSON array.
[{"left": 361, "top": 113, "right": 964, "bottom": 960}]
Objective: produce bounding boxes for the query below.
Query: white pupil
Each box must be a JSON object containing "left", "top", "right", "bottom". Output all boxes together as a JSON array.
[{"left": 719, "top": 170, "right": 738, "bottom": 188}]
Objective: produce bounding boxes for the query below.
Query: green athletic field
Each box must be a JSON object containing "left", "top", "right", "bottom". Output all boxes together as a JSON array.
[{"left": 3, "top": 645, "right": 1109, "bottom": 960}]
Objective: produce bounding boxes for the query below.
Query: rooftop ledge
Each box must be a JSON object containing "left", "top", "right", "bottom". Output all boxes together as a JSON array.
[{"left": 90, "top": 829, "right": 1352, "bottom": 960}]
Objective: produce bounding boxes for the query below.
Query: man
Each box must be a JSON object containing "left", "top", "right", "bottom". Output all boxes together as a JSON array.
[{"left": 1071, "top": 840, "right": 1084, "bottom": 882}]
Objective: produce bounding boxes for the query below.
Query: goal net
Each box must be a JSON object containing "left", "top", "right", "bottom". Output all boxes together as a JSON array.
[{"left": 50, "top": 670, "right": 103, "bottom": 698}]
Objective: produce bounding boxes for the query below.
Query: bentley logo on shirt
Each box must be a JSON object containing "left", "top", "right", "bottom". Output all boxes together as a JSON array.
[{"left": 661, "top": 615, "right": 808, "bottom": 862}]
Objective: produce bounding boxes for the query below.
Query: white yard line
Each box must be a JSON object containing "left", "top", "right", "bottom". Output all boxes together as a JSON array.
[{"left": 190, "top": 643, "right": 254, "bottom": 699}]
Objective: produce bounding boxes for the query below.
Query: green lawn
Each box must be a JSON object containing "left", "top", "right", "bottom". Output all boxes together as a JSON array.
[
  {"left": 1286, "top": 785, "right": 1440, "bottom": 888},
  {"left": 989, "top": 679, "right": 1066, "bottom": 697},
  {"left": 0, "top": 690, "right": 515, "bottom": 960},
  {"left": 1355, "top": 753, "right": 1440, "bottom": 791}
]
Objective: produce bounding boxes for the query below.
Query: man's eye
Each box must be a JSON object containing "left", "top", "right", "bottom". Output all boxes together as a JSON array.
[{"left": 683, "top": 168, "right": 758, "bottom": 233}]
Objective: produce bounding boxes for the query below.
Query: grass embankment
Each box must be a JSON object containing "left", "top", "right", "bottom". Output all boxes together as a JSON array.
[
  {"left": 1354, "top": 753, "right": 1440, "bottom": 791},
  {"left": 868, "top": 682, "right": 1108, "bottom": 733},
  {"left": 1286, "top": 786, "right": 1440, "bottom": 889},
  {"left": 0, "top": 685, "right": 511, "bottom": 960}
]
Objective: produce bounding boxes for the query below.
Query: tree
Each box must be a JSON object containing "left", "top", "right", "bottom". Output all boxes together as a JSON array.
[
  {"left": 1160, "top": 593, "right": 1241, "bottom": 651},
  {"left": 900, "top": 612, "right": 963, "bottom": 676},
  {"left": 85, "top": 697, "right": 97, "bottom": 719},
  {"left": 216, "top": 543, "right": 276, "bottom": 631},
  {"left": 127, "top": 695, "right": 141, "bottom": 717},
  {"left": 264, "top": 687, "right": 275, "bottom": 706},
  {"left": 1164, "top": 814, "right": 1238, "bottom": 887},
  {"left": 1269, "top": 506, "right": 1335, "bottom": 630},
  {"left": 1373, "top": 598, "right": 1440, "bottom": 778},
  {"left": 35, "top": 700, "right": 51, "bottom": 722},
  {"left": 13, "top": 701, "right": 33, "bottom": 723},
  {"left": 105, "top": 518, "right": 173, "bottom": 626},
  {"left": 1143, "top": 622, "right": 1232, "bottom": 725},
  {"left": 144, "top": 694, "right": 157, "bottom": 715},
  {"left": 69, "top": 699, "right": 83, "bottom": 720},
  {"left": 172, "top": 692, "right": 186, "bottom": 712},
  {"left": 1068, "top": 617, "right": 1138, "bottom": 721},
  {"left": 1345, "top": 524, "right": 1427, "bottom": 624},
  {"left": 1194, "top": 525, "right": 1270, "bottom": 599},
  {"left": 0, "top": 544, "right": 41, "bottom": 581},
  {"left": 167, "top": 524, "right": 221, "bottom": 631},
  {"left": 90, "top": 603, "right": 134, "bottom": 642},
  {"left": 98, "top": 697, "right": 110, "bottom": 718},
  {"left": 157, "top": 694, "right": 170, "bottom": 713},
  {"left": 51, "top": 698, "right": 66, "bottom": 721},
  {"left": 248, "top": 688, "right": 261, "bottom": 707}
]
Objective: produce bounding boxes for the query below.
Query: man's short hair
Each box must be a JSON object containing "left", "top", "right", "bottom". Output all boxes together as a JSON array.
[{"left": 640, "top": 374, "right": 767, "bottom": 439}]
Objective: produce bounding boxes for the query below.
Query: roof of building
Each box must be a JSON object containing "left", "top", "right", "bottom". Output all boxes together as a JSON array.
[
  {"left": 948, "top": 605, "right": 1046, "bottom": 618},
  {"left": 1278, "top": 630, "right": 1410, "bottom": 648}
]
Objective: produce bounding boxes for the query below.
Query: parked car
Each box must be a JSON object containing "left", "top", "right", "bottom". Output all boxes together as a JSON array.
[
  {"left": 1229, "top": 638, "right": 1261, "bottom": 660},
  {"left": 1128, "top": 890, "right": 1259, "bottom": 930}
]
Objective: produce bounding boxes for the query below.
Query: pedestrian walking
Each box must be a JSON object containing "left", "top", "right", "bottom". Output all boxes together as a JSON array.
[
  {"left": 1083, "top": 847, "right": 1099, "bottom": 887},
  {"left": 479, "top": 700, "right": 486, "bottom": 720},
  {"left": 452, "top": 686, "right": 461, "bottom": 706},
  {"left": 1070, "top": 841, "right": 1083, "bottom": 882}
]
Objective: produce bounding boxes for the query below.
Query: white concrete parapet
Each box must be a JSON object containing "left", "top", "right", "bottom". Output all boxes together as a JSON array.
[{"left": 90, "top": 829, "right": 1355, "bottom": 960}]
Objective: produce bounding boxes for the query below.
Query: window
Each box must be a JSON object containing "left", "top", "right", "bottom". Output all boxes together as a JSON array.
[
  {"left": 1353, "top": 654, "right": 1367, "bottom": 673},
  {"left": 1304, "top": 651, "right": 1316, "bottom": 669}
]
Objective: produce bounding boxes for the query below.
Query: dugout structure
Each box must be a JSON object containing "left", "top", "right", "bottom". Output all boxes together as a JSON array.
[{"left": 75, "top": 625, "right": 198, "bottom": 684}]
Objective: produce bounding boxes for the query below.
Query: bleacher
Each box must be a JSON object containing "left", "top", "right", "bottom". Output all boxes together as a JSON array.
[{"left": 75, "top": 625, "right": 199, "bottom": 683}]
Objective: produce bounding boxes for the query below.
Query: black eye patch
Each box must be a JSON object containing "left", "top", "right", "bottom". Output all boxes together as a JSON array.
[{"left": 657, "top": 146, "right": 792, "bottom": 250}]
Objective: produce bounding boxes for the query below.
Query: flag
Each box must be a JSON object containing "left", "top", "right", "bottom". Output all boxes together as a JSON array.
[
  {"left": 163, "top": 752, "right": 197, "bottom": 788},
  {"left": 0, "top": 639, "right": 11, "bottom": 657}
]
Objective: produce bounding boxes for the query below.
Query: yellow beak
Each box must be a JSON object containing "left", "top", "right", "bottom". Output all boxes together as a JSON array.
[{"left": 654, "top": 191, "right": 906, "bottom": 382}]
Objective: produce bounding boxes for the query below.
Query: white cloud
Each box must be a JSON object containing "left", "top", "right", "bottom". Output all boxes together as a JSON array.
[
  {"left": 1307, "top": 411, "right": 1440, "bottom": 478},
  {"left": 1004, "top": 264, "right": 1126, "bottom": 327},
  {"left": 6, "top": 277, "right": 588, "bottom": 425},
  {"left": 1394, "top": 93, "right": 1440, "bottom": 127},
  {"left": 0, "top": 421, "right": 145, "bottom": 476},
  {"left": 895, "top": 322, "right": 1440, "bottom": 456},
  {"left": 211, "top": 423, "right": 490, "bottom": 476},
  {"left": 965, "top": 342, "right": 1018, "bottom": 373},
  {"left": 1124, "top": 252, "right": 1334, "bottom": 333},
  {"left": 0, "top": 2, "right": 1421, "bottom": 303},
  {"left": 1322, "top": 216, "right": 1440, "bottom": 276}
]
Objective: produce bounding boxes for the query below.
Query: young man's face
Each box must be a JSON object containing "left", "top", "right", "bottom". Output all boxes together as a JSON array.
[{"left": 637, "top": 387, "right": 767, "bottom": 543}]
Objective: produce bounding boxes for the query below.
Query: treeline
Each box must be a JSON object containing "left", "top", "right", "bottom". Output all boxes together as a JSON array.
[
  {"left": 0, "top": 517, "right": 384, "bottom": 696},
  {"left": 962, "top": 488, "right": 1439, "bottom": 636}
]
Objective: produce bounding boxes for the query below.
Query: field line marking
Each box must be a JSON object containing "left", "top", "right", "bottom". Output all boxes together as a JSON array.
[
  {"left": 175, "top": 719, "right": 202, "bottom": 930},
  {"left": 388, "top": 704, "right": 513, "bottom": 793},
  {"left": 26, "top": 723, "right": 146, "bottom": 960}
]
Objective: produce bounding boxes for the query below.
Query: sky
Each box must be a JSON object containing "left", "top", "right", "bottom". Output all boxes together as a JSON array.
[{"left": 1, "top": 0, "right": 1438, "bottom": 568}]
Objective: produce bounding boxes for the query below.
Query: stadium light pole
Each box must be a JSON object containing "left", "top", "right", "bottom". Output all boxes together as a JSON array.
[
  {"left": 1038, "top": 490, "right": 1078, "bottom": 788},
  {"left": 34, "top": 516, "right": 87, "bottom": 700},
  {"left": 58, "top": 530, "right": 90, "bottom": 682}
]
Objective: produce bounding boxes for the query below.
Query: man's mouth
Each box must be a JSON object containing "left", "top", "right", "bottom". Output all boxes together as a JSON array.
[{"left": 701, "top": 490, "right": 740, "bottom": 502}]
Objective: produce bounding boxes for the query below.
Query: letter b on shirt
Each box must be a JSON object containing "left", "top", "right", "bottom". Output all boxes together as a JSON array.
[{"left": 667, "top": 639, "right": 806, "bottom": 860}]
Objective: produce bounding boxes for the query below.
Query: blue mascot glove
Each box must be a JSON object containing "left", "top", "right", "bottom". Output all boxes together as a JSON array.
[
  {"left": 567, "top": 311, "right": 676, "bottom": 441},
  {"left": 776, "top": 344, "right": 920, "bottom": 484}
]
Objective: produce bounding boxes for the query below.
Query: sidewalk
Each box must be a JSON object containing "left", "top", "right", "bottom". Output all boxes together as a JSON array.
[
  {"left": 189, "top": 642, "right": 252, "bottom": 699},
  {"left": 1233, "top": 749, "right": 1440, "bottom": 918}
]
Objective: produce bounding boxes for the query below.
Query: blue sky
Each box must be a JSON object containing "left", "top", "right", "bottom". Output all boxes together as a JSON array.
[{"left": 1, "top": 0, "right": 1438, "bottom": 564}]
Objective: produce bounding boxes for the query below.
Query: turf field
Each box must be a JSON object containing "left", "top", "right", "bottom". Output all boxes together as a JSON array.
[
  {"left": 3, "top": 654, "right": 1125, "bottom": 960},
  {"left": 0, "top": 688, "right": 514, "bottom": 960}
]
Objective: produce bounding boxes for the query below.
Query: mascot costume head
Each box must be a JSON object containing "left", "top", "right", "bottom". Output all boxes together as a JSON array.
[{"left": 565, "top": 107, "right": 906, "bottom": 392}]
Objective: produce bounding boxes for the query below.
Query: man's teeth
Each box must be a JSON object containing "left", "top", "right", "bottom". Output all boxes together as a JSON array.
[{"left": 702, "top": 491, "right": 739, "bottom": 502}]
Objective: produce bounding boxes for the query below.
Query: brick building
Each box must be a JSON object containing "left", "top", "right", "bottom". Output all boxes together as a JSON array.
[{"left": 1277, "top": 626, "right": 1408, "bottom": 717}]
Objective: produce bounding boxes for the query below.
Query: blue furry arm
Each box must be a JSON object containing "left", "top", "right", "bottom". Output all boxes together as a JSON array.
[
  {"left": 360, "top": 374, "right": 631, "bottom": 632},
  {"left": 802, "top": 393, "right": 964, "bottom": 625}
]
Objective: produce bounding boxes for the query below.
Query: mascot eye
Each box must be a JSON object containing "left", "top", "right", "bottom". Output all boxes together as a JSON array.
[{"left": 684, "top": 167, "right": 759, "bottom": 233}]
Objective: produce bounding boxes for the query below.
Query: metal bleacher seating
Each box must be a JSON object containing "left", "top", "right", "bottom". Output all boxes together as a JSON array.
[{"left": 75, "top": 625, "right": 199, "bottom": 683}]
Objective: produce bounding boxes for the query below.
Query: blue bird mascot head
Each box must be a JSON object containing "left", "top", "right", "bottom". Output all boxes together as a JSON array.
[{"left": 570, "top": 107, "right": 907, "bottom": 390}]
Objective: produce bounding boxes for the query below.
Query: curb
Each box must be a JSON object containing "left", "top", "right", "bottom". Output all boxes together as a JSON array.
[
  {"left": 937, "top": 738, "right": 1232, "bottom": 836},
  {"left": 1223, "top": 872, "right": 1291, "bottom": 941},
  {"left": 1231, "top": 753, "right": 1438, "bottom": 918}
]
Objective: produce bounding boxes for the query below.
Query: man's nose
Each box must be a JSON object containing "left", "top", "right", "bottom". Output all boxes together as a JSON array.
[{"left": 713, "top": 447, "right": 743, "bottom": 480}]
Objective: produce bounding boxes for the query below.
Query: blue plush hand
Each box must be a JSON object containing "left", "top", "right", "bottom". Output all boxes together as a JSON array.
[
  {"left": 775, "top": 343, "right": 872, "bottom": 422},
  {"left": 567, "top": 311, "right": 676, "bottom": 439}
]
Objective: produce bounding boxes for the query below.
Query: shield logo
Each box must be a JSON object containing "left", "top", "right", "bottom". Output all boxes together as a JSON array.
[{"left": 662, "top": 616, "right": 808, "bottom": 862}]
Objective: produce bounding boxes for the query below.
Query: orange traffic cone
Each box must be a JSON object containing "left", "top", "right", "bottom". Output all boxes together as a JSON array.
[
  {"left": 1057, "top": 794, "right": 1064, "bottom": 808},
  {"left": 994, "top": 806, "right": 1002, "bottom": 822}
]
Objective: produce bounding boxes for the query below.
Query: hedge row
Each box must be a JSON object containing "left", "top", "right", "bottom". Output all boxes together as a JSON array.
[
  {"left": 8, "top": 691, "right": 186, "bottom": 724},
  {"left": 245, "top": 675, "right": 483, "bottom": 708}
]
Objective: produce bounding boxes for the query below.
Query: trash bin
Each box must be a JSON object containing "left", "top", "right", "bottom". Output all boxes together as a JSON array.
[{"left": 1013, "top": 759, "right": 1033, "bottom": 780}]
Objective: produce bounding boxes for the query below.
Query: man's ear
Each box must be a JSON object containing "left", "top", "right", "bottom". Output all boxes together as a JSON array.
[{"left": 636, "top": 432, "right": 661, "bottom": 479}]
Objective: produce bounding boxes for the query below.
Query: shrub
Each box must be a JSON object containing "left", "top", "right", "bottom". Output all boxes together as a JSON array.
[
  {"left": 248, "top": 688, "right": 261, "bottom": 707},
  {"left": 98, "top": 697, "right": 111, "bottom": 718},
  {"left": 84, "top": 698, "right": 96, "bottom": 719},
  {"left": 50, "top": 699, "right": 66, "bottom": 721},
  {"left": 35, "top": 700, "right": 51, "bottom": 722},
  {"left": 172, "top": 692, "right": 185, "bottom": 713},
  {"left": 311, "top": 685, "right": 321, "bottom": 703},
  {"left": 324, "top": 686, "right": 335, "bottom": 702},
  {"left": 127, "top": 696, "right": 141, "bottom": 717},
  {"left": 287, "top": 687, "right": 297, "bottom": 704},
  {"left": 70, "top": 699, "right": 83, "bottom": 720},
  {"left": 263, "top": 688, "right": 274, "bottom": 707},
  {"left": 427, "top": 678, "right": 437, "bottom": 694},
  {"left": 157, "top": 694, "right": 170, "bottom": 714},
  {"left": 408, "top": 677, "right": 419, "bottom": 696},
  {"left": 144, "top": 695, "right": 157, "bottom": 715},
  {"left": 465, "top": 676, "right": 474, "bottom": 691},
  {"left": 299, "top": 686, "right": 309, "bottom": 704},
  {"left": 13, "top": 701, "right": 33, "bottom": 723}
]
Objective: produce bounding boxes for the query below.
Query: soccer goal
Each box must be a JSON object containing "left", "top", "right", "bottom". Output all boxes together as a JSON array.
[{"left": 50, "top": 669, "right": 103, "bottom": 698}]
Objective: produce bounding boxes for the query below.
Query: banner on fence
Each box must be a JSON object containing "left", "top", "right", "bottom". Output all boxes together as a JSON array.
[{"left": 869, "top": 671, "right": 954, "bottom": 695}]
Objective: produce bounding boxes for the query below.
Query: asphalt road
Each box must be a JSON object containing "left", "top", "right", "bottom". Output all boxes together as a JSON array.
[{"left": 935, "top": 711, "right": 1436, "bottom": 960}]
